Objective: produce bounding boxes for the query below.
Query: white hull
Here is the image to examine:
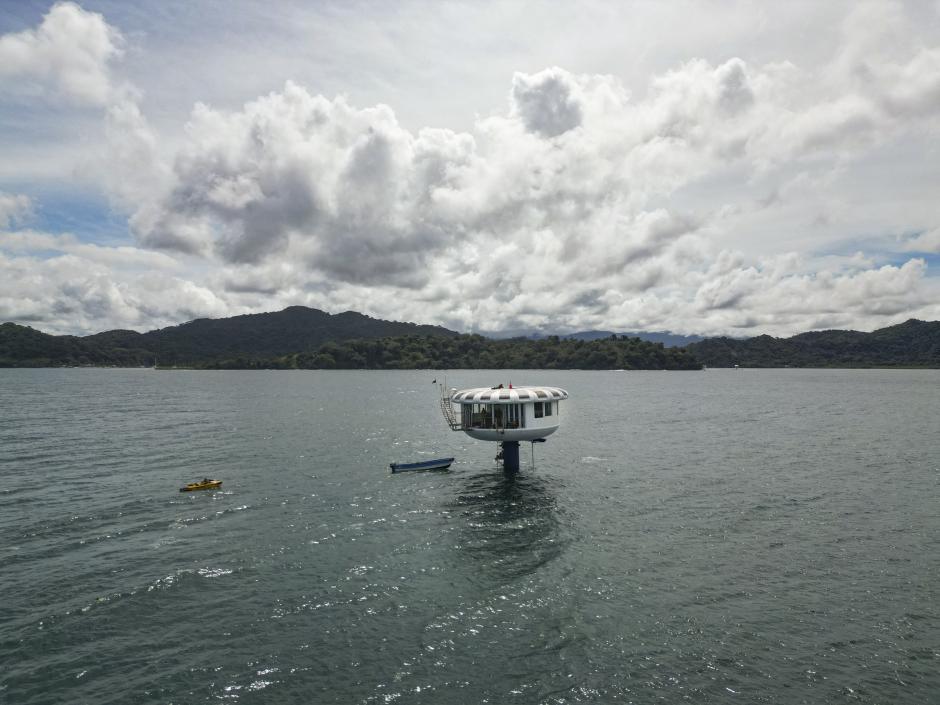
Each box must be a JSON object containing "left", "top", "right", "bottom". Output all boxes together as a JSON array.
[{"left": 463, "top": 425, "right": 559, "bottom": 442}]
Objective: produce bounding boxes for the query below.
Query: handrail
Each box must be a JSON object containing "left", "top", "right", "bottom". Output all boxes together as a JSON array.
[{"left": 440, "top": 384, "right": 462, "bottom": 431}]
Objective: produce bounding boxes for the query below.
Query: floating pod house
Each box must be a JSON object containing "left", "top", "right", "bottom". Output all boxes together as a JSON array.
[{"left": 441, "top": 384, "right": 569, "bottom": 472}]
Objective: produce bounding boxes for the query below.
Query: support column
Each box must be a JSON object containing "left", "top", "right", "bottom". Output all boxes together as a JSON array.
[{"left": 500, "top": 441, "right": 520, "bottom": 473}]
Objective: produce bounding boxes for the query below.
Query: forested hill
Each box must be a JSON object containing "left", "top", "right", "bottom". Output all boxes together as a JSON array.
[
  {"left": 206, "top": 334, "right": 702, "bottom": 371},
  {"left": 0, "top": 309, "right": 701, "bottom": 370},
  {"left": 0, "top": 307, "right": 458, "bottom": 367},
  {"left": 686, "top": 319, "right": 940, "bottom": 368},
  {"left": 562, "top": 330, "right": 704, "bottom": 347},
  {"left": 4, "top": 309, "right": 937, "bottom": 368}
]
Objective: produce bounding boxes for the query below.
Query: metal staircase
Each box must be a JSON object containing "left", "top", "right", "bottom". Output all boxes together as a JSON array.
[{"left": 439, "top": 385, "right": 462, "bottom": 430}]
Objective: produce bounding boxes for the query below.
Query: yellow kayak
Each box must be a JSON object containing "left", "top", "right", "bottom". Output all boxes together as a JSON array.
[{"left": 179, "top": 479, "right": 222, "bottom": 492}]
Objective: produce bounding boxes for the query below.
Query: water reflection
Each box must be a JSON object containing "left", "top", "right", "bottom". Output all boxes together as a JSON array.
[{"left": 450, "top": 470, "right": 567, "bottom": 579}]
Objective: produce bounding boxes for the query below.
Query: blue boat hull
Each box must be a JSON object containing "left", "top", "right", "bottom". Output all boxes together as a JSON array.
[{"left": 389, "top": 457, "right": 454, "bottom": 473}]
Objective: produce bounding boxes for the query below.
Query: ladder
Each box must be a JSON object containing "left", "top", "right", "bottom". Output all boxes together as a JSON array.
[{"left": 439, "top": 385, "right": 462, "bottom": 431}]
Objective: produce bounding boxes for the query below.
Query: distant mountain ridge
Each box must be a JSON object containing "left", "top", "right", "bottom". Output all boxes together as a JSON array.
[
  {"left": 686, "top": 319, "right": 940, "bottom": 368},
  {"left": 1, "top": 309, "right": 938, "bottom": 368},
  {"left": 0, "top": 307, "right": 458, "bottom": 367},
  {"left": 561, "top": 330, "right": 704, "bottom": 347}
]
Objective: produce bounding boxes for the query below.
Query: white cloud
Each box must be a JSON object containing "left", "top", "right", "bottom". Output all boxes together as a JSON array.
[
  {"left": 510, "top": 67, "right": 585, "bottom": 138},
  {"left": 0, "top": 240, "right": 227, "bottom": 335},
  {"left": 693, "top": 255, "right": 931, "bottom": 321},
  {"left": 0, "top": 2, "right": 122, "bottom": 106},
  {"left": 0, "top": 228, "right": 180, "bottom": 269},
  {"left": 2, "top": 1, "right": 940, "bottom": 338},
  {"left": 0, "top": 192, "right": 32, "bottom": 228},
  {"left": 102, "top": 96, "right": 168, "bottom": 208},
  {"left": 902, "top": 228, "right": 940, "bottom": 253}
]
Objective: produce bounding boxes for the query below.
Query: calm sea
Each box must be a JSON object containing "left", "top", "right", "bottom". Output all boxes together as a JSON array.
[{"left": 1, "top": 368, "right": 938, "bottom": 704}]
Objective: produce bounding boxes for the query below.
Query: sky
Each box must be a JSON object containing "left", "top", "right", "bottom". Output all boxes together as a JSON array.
[{"left": 1, "top": 1, "right": 939, "bottom": 338}]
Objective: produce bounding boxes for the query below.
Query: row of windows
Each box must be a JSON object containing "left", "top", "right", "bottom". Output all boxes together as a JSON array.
[
  {"left": 460, "top": 403, "right": 522, "bottom": 429},
  {"left": 461, "top": 401, "right": 556, "bottom": 427}
]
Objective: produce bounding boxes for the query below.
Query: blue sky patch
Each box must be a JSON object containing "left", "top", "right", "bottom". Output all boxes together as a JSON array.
[{"left": 21, "top": 187, "right": 131, "bottom": 246}]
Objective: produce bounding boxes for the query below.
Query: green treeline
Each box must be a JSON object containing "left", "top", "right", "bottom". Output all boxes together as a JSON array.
[
  {"left": 201, "top": 334, "right": 702, "bottom": 370},
  {"left": 4, "top": 311, "right": 939, "bottom": 369},
  {"left": 686, "top": 319, "right": 940, "bottom": 368}
]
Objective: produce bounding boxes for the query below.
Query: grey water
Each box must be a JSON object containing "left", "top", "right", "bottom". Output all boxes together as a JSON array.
[{"left": 1, "top": 368, "right": 938, "bottom": 704}]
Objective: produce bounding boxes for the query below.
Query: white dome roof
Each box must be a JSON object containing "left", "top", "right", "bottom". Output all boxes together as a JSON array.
[{"left": 450, "top": 385, "right": 568, "bottom": 404}]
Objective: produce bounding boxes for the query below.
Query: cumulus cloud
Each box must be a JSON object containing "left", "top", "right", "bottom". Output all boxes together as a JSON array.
[
  {"left": 510, "top": 67, "right": 584, "bottom": 137},
  {"left": 133, "top": 86, "right": 453, "bottom": 285},
  {"left": 102, "top": 96, "right": 168, "bottom": 208},
  {"left": 3, "top": 1, "right": 940, "bottom": 337},
  {"left": 0, "top": 2, "right": 122, "bottom": 106},
  {"left": 902, "top": 228, "right": 940, "bottom": 253},
  {"left": 108, "top": 25, "right": 940, "bottom": 335},
  {"left": 0, "top": 192, "right": 32, "bottom": 228},
  {"left": 129, "top": 73, "right": 643, "bottom": 278},
  {"left": 0, "top": 235, "right": 227, "bottom": 335}
]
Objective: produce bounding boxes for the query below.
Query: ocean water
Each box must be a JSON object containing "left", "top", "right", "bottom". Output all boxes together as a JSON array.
[{"left": 1, "top": 368, "right": 938, "bottom": 704}]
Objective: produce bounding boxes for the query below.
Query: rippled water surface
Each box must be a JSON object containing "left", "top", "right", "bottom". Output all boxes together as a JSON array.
[{"left": 2, "top": 368, "right": 939, "bottom": 704}]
